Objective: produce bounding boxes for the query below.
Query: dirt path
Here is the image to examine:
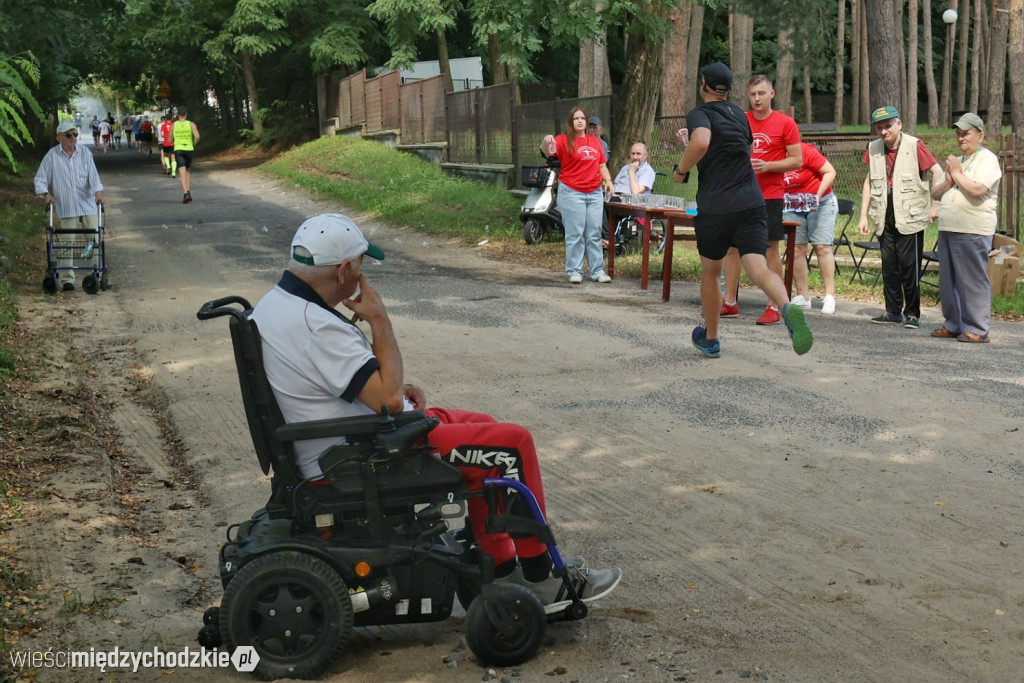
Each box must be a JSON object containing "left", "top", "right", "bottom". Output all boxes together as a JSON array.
[{"left": 8, "top": 146, "right": 1024, "bottom": 682}]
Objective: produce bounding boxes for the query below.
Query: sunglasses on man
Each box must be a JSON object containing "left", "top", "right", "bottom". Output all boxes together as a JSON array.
[{"left": 64, "top": 131, "right": 79, "bottom": 139}]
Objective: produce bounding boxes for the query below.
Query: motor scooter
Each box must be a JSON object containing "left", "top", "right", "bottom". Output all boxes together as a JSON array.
[{"left": 519, "top": 157, "right": 564, "bottom": 244}]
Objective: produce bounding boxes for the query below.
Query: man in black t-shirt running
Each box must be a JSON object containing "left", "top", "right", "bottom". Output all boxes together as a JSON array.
[{"left": 671, "top": 62, "right": 812, "bottom": 359}]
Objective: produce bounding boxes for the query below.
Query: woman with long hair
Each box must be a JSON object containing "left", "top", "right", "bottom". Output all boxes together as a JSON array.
[{"left": 542, "top": 107, "right": 614, "bottom": 284}]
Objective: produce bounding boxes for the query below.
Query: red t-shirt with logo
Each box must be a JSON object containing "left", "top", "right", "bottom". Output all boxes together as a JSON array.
[
  {"left": 747, "top": 110, "right": 801, "bottom": 200},
  {"left": 552, "top": 134, "right": 606, "bottom": 193},
  {"left": 160, "top": 121, "right": 174, "bottom": 147},
  {"left": 783, "top": 143, "right": 833, "bottom": 197},
  {"left": 861, "top": 138, "right": 938, "bottom": 189}
]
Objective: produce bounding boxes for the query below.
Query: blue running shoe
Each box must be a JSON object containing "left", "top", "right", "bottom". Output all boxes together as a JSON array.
[
  {"left": 782, "top": 303, "right": 813, "bottom": 355},
  {"left": 691, "top": 325, "right": 721, "bottom": 358}
]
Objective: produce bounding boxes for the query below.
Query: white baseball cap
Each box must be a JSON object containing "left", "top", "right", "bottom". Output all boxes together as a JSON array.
[
  {"left": 291, "top": 213, "right": 385, "bottom": 266},
  {"left": 55, "top": 120, "right": 77, "bottom": 135}
]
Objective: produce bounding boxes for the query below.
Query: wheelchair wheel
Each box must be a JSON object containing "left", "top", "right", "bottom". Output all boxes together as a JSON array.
[
  {"left": 42, "top": 275, "right": 57, "bottom": 295},
  {"left": 465, "top": 583, "right": 546, "bottom": 667},
  {"left": 219, "top": 551, "right": 353, "bottom": 681},
  {"left": 648, "top": 218, "right": 668, "bottom": 254}
]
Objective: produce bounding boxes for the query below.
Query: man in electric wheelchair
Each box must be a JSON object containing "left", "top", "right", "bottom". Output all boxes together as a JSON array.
[{"left": 196, "top": 213, "right": 620, "bottom": 679}]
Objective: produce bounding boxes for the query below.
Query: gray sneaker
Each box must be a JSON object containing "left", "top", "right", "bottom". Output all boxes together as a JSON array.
[{"left": 510, "top": 566, "right": 622, "bottom": 615}]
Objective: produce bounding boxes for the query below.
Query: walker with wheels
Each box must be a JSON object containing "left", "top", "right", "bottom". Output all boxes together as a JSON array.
[{"left": 42, "top": 203, "right": 109, "bottom": 294}]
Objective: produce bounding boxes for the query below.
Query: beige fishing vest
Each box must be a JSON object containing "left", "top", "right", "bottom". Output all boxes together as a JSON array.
[{"left": 866, "top": 134, "right": 932, "bottom": 235}]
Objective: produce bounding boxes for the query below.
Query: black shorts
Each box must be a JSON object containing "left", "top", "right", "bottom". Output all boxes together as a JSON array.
[
  {"left": 139, "top": 132, "right": 153, "bottom": 142},
  {"left": 162, "top": 145, "right": 174, "bottom": 154},
  {"left": 765, "top": 198, "right": 784, "bottom": 242},
  {"left": 694, "top": 206, "right": 770, "bottom": 260},
  {"left": 175, "top": 150, "right": 194, "bottom": 169}
]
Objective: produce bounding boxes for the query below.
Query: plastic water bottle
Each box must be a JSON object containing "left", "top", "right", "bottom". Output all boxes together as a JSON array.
[
  {"left": 999, "top": 244, "right": 1017, "bottom": 257},
  {"left": 80, "top": 239, "right": 94, "bottom": 259}
]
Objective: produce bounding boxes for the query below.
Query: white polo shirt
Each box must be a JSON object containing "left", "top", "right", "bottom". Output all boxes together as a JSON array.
[{"left": 250, "top": 271, "right": 412, "bottom": 478}]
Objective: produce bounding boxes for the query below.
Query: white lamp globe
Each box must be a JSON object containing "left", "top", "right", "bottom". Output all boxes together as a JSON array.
[{"left": 942, "top": 8, "right": 958, "bottom": 23}]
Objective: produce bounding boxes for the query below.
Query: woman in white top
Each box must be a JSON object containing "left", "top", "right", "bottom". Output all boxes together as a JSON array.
[{"left": 930, "top": 113, "right": 1002, "bottom": 343}]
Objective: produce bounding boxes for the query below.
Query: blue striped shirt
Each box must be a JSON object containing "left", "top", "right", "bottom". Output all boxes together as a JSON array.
[{"left": 33, "top": 144, "right": 104, "bottom": 219}]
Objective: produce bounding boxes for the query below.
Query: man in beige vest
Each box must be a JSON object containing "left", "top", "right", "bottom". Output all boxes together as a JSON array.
[{"left": 858, "top": 106, "right": 943, "bottom": 329}]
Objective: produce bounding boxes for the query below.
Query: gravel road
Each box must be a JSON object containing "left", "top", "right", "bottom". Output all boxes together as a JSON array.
[{"left": 19, "top": 145, "right": 1024, "bottom": 682}]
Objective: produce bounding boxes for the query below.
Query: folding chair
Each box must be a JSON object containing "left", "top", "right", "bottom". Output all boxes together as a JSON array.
[
  {"left": 849, "top": 217, "right": 883, "bottom": 286},
  {"left": 808, "top": 197, "right": 856, "bottom": 276},
  {"left": 919, "top": 236, "right": 940, "bottom": 301}
]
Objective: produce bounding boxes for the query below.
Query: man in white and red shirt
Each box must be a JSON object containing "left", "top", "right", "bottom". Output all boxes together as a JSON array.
[
  {"left": 783, "top": 142, "right": 839, "bottom": 314},
  {"left": 721, "top": 75, "right": 802, "bottom": 326}
]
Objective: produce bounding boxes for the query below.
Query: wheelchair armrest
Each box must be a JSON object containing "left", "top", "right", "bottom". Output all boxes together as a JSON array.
[
  {"left": 374, "top": 417, "right": 440, "bottom": 458},
  {"left": 275, "top": 411, "right": 429, "bottom": 443}
]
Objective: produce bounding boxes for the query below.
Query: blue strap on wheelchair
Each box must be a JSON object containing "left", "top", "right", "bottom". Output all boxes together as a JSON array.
[{"left": 482, "top": 477, "right": 564, "bottom": 567}]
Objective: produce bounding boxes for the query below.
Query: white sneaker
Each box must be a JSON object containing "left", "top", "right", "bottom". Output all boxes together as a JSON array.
[
  {"left": 568, "top": 273, "right": 583, "bottom": 284},
  {"left": 790, "top": 294, "right": 812, "bottom": 309},
  {"left": 821, "top": 295, "right": 836, "bottom": 315},
  {"left": 595, "top": 273, "right": 612, "bottom": 283}
]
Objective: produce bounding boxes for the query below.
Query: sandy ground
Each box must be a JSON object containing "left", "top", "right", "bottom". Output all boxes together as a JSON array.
[{"left": 7, "top": 146, "right": 1024, "bottom": 683}]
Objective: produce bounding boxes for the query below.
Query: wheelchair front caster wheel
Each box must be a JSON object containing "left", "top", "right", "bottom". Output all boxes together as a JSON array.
[
  {"left": 219, "top": 551, "right": 353, "bottom": 680},
  {"left": 196, "top": 624, "right": 221, "bottom": 648},
  {"left": 202, "top": 606, "right": 220, "bottom": 625},
  {"left": 43, "top": 276, "right": 57, "bottom": 294},
  {"left": 466, "top": 583, "right": 546, "bottom": 667},
  {"left": 564, "top": 601, "right": 588, "bottom": 620},
  {"left": 83, "top": 274, "right": 99, "bottom": 294}
]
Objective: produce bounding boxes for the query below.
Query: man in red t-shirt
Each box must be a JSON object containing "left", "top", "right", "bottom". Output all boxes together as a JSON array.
[
  {"left": 159, "top": 115, "right": 176, "bottom": 177},
  {"left": 720, "top": 75, "right": 802, "bottom": 326}
]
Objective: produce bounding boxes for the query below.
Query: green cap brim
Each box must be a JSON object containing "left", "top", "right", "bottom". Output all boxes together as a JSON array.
[{"left": 365, "top": 242, "right": 385, "bottom": 260}]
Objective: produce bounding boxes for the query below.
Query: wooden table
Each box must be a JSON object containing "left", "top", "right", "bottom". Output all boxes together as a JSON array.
[{"left": 605, "top": 201, "right": 797, "bottom": 302}]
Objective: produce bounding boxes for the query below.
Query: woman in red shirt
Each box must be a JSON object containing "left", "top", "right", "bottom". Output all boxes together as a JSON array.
[{"left": 542, "top": 107, "right": 614, "bottom": 284}]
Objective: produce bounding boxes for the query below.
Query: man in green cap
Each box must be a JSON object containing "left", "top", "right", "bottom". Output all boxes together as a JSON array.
[{"left": 857, "top": 105, "right": 944, "bottom": 328}]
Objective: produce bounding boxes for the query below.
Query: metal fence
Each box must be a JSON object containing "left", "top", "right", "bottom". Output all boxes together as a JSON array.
[{"left": 325, "top": 70, "right": 1020, "bottom": 238}]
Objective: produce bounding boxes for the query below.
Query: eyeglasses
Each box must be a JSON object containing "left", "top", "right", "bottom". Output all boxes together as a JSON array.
[{"left": 64, "top": 131, "right": 79, "bottom": 139}]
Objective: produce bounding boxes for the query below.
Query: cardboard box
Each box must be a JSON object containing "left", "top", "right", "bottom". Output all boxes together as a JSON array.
[{"left": 988, "top": 251, "right": 1020, "bottom": 296}]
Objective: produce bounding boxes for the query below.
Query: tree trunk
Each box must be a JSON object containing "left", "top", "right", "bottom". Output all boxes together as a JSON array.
[
  {"left": 683, "top": 3, "right": 705, "bottom": 113},
  {"left": 834, "top": 0, "right": 847, "bottom": 126},
  {"left": 986, "top": 0, "right": 1009, "bottom": 131},
  {"left": 488, "top": 35, "right": 507, "bottom": 84},
  {"left": 1010, "top": 0, "right": 1023, "bottom": 161},
  {"left": 660, "top": 3, "right": 692, "bottom": 116},
  {"left": 579, "top": 8, "right": 612, "bottom": 101},
  {"left": 803, "top": 44, "right": 813, "bottom": 123},
  {"left": 436, "top": 30, "right": 454, "bottom": 92},
  {"left": 923, "top": 0, "right": 940, "bottom": 127},
  {"left": 776, "top": 27, "right": 794, "bottom": 114},
  {"left": 866, "top": 0, "right": 902, "bottom": 110},
  {"left": 956, "top": 0, "right": 970, "bottom": 111},
  {"left": 729, "top": 8, "right": 754, "bottom": 108},
  {"left": 907, "top": 0, "right": 919, "bottom": 131},
  {"left": 895, "top": 0, "right": 908, "bottom": 120},
  {"left": 615, "top": 19, "right": 666, "bottom": 172},
  {"left": 969, "top": 0, "right": 983, "bottom": 110},
  {"left": 241, "top": 51, "right": 263, "bottom": 136},
  {"left": 940, "top": 0, "right": 957, "bottom": 126},
  {"left": 851, "top": 0, "right": 862, "bottom": 123},
  {"left": 860, "top": 0, "right": 871, "bottom": 120}
]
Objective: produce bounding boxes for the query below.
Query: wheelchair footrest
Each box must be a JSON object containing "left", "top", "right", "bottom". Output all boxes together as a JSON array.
[{"left": 485, "top": 515, "right": 556, "bottom": 546}]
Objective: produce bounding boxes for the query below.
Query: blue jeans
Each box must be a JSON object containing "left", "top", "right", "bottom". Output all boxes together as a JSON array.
[{"left": 558, "top": 182, "right": 606, "bottom": 278}]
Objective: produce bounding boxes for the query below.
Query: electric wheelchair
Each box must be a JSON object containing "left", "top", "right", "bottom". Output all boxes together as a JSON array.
[{"left": 194, "top": 296, "right": 590, "bottom": 680}]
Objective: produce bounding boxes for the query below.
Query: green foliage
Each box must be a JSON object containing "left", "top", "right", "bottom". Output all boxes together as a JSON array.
[
  {"left": 0, "top": 53, "right": 44, "bottom": 171},
  {"left": 264, "top": 136, "right": 522, "bottom": 239}
]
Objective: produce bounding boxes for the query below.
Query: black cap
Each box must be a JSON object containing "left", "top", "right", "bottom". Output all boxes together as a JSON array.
[{"left": 700, "top": 62, "right": 733, "bottom": 94}]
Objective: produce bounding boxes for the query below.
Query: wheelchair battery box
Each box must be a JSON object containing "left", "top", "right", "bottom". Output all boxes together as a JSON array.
[{"left": 352, "top": 561, "right": 456, "bottom": 626}]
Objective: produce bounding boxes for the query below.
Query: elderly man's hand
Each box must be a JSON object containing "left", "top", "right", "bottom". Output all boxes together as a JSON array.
[
  {"left": 403, "top": 384, "right": 426, "bottom": 410},
  {"left": 342, "top": 273, "right": 387, "bottom": 324},
  {"left": 675, "top": 128, "right": 689, "bottom": 146}
]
